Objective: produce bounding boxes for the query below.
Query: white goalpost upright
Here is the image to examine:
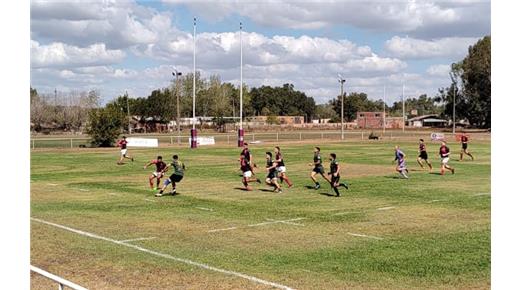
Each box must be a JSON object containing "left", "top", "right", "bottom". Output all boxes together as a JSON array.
[
  {"left": 190, "top": 17, "right": 198, "bottom": 148},
  {"left": 238, "top": 22, "right": 245, "bottom": 147}
]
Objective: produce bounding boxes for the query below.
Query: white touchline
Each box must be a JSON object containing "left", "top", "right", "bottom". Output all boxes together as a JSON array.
[
  {"left": 209, "top": 218, "right": 306, "bottom": 232},
  {"left": 47, "top": 183, "right": 58, "bottom": 186},
  {"left": 207, "top": 226, "right": 238, "bottom": 233},
  {"left": 79, "top": 189, "right": 90, "bottom": 192},
  {"left": 108, "top": 192, "right": 118, "bottom": 196},
  {"left": 376, "top": 206, "right": 396, "bottom": 211},
  {"left": 347, "top": 232, "right": 383, "bottom": 240},
  {"left": 195, "top": 207, "right": 213, "bottom": 211},
  {"left": 473, "top": 192, "right": 491, "bottom": 196},
  {"left": 31, "top": 218, "right": 294, "bottom": 290},
  {"left": 118, "top": 237, "right": 157, "bottom": 243},
  {"left": 144, "top": 198, "right": 156, "bottom": 202}
]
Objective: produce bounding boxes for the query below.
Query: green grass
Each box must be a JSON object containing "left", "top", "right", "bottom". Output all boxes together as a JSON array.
[{"left": 30, "top": 138, "right": 490, "bottom": 289}]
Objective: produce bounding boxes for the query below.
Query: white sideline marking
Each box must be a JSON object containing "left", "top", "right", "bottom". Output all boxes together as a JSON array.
[
  {"left": 473, "top": 192, "right": 490, "bottom": 196},
  {"left": 108, "top": 192, "right": 118, "bottom": 196},
  {"left": 31, "top": 218, "right": 294, "bottom": 290},
  {"left": 118, "top": 237, "right": 157, "bottom": 243},
  {"left": 427, "top": 199, "right": 441, "bottom": 203},
  {"left": 332, "top": 211, "right": 361, "bottom": 216},
  {"left": 47, "top": 183, "right": 58, "bottom": 186},
  {"left": 195, "top": 207, "right": 213, "bottom": 211},
  {"left": 79, "top": 189, "right": 90, "bottom": 192},
  {"left": 209, "top": 218, "right": 306, "bottom": 233},
  {"left": 144, "top": 198, "right": 156, "bottom": 202},
  {"left": 376, "top": 206, "right": 396, "bottom": 211},
  {"left": 347, "top": 232, "right": 383, "bottom": 240}
]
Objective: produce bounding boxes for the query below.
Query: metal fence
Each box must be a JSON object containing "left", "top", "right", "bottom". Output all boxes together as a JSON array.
[
  {"left": 30, "top": 265, "right": 88, "bottom": 290},
  {"left": 30, "top": 130, "right": 490, "bottom": 149}
]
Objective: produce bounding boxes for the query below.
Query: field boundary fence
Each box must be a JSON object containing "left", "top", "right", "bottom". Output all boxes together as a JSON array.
[
  {"left": 30, "top": 130, "right": 490, "bottom": 149},
  {"left": 30, "top": 265, "right": 88, "bottom": 290}
]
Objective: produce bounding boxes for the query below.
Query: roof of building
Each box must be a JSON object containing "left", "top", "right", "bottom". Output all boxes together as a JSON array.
[{"left": 408, "top": 114, "right": 439, "bottom": 122}]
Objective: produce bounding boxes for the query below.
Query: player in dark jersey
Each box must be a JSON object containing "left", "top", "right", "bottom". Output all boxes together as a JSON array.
[
  {"left": 239, "top": 153, "right": 260, "bottom": 191},
  {"left": 156, "top": 155, "right": 185, "bottom": 197},
  {"left": 144, "top": 156, "right": 167, "bottom": 190},
  {"left": 265, "top": 152, "right": 282, "bottom": 193},
  {"left": 459, "top": 133, "right": 474, "bottom": 161},
  {"left": 439, "top": 141, "right": 455, "bottom": 175},
  {"left": 116, "top": 136, "right": 134, "bottom": 164},
  {"left": 274, "top": 146, "right": 293, "bottom": 188},
  {"left": 328, "top": 153, "right": 349, "bottom": 197},
  {"left": 416, "top": 139, "right": 432, "bottom": 171},
  {"left": 394, "top": 145, "right": 409, "bottom": 179},
  {"left": 309, "top": 147, "right": 330, "bottom": 189},
  {"left": 240, "top": 142, "right": 256, "bottom": 174}
]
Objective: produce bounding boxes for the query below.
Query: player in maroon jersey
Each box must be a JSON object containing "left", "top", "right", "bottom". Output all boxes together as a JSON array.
[
  {"left": 439, "top": 141, "right": 455, "bottom": 175},
  {"left": 239, "top": 153, "right": 260, "bottom": 190},
  {"left": 144, "top": 156, "right": 167, "bottom": 190},
  {"left": 274, "top": 146, "right": 293, "bottom": 188},
  {"left": 239, "top": 142, "right": 256, "bottom": 174},
  {"left": 416, "top": 139, "right": 432, "bottom": 171},
  {"left": 459, "top": 133, "right": 475, "bottom": 161},
  {"left": 116, "top": 136, "right": 133, "bottom": 165}
]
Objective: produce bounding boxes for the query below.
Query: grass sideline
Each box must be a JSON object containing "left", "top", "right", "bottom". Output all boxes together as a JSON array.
[{"left": 30, "top": 138, "right": 490, "bottom": 289}]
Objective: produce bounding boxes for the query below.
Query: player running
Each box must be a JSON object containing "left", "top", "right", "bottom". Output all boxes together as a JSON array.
[
  {"left": 394, "top": 145, "right": 409, "bottom": 179},
  {"left": 328, "top": 153, "right": 348, "bottom": 197},
  {"left": 240, "top": 142, "right": 256, "bottom": 174},
  {"left": 239, "top": 153, "right": 260, "bottom": 191},
  {"left": 459, "top": 133, "right": 475, "bottom": 161},
  {"left": 265, "top": 152, "right": 282, "bottom": 193},
  {"left": 116, "top": 136, "right": 134, "bottom": 164},
  {"left": 143, "top": 156, "right": 167, "bottom": 191},
  {"left": 274, "top": 146, "right": 293, "bottom": 188},
  {"left": 439, "top": 141, "right": 455, "bottom": 175},
  {"left": 156, "top": 155, "right": 185, "bottom": 197},
  {"left": 417, "top": 139, "right": 433, "bottom": 171},
  {"left": 309, "top": 147, "right": 330, "bottom": 189}
]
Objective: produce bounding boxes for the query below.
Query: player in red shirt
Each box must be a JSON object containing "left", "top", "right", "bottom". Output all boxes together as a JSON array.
[
  {"left": 116, "top": 136, "right": 133, "bottom": 165},
  {"left": 239, "top": 142, "right": 256, "bottom": 174},
  {"left": 459, "top": 133, "right": 475, "bottom": 161},
  {"left": 239, "top": 153, "right": 260, "bottom": 191},
  {"left": 274, "top": 146, "right": 293, "bottom": 188},
  {"left": 439, "top": 141, "right": 455, "bottom": 175},
  {"left": 144, "top": 156, "right": 167, "bottom": 190},
  {"left": 416, "top": 139, "right": 432, "bottom": 171}
]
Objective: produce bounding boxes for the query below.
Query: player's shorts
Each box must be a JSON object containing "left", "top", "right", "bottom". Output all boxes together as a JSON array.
[
  {"left": 152, "top": 171, "right": 164, "bottom": 178},
  {"left": 267, "top": 171, "right": 278, "bottom": 180},
  {"left": 120, "top": 149, "right": 128, "bottom": 156},
  {"left": 168, "top": 174, "right": 183, "bottom": 183},
  {"left": 313, "top": 166, "right": 325, "bottom": 174},
  {"left": 331, "top": 175, "right": 341, "bottom": 184},
  {"left": 265, "top": 177, "right": 278, "bottom": 183},
  {"left": 462, "top": 143, "right": 468, "bottom": 150},
  {"left": 441, "top": 157, "right": 450, "bottom": 165},
  {"left": 276, "top": 166, "right": 286, "bottom": 173},
  {"left": 243, "top": 171, "right": 252, "bottom": 178},
  {"left": 419, "top": 151, "right": 428, "bottom": 160}
]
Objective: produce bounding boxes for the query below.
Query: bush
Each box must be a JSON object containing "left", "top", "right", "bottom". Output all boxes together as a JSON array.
[{"left": 86, "top": 107, "right": 123, "bottom": 147}]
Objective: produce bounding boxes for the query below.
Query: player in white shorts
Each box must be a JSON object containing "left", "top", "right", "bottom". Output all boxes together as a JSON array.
[
  {"left": 239, "top": 153, "right": 260, "bottom": 191},
  {"left": 439, "top": 141, "right": 455, "bottom": 175},
  {"left": 274, "top": 146, "right": 293, "bottom": 187},
  {"left": 116, "top": 136, "right": 133, "bottom": 165},
  {"left": 143, "top": 156, "right": 167, "bottom": 190}
]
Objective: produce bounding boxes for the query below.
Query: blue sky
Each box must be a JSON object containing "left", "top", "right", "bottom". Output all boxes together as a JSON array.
[{"left": 30, "top": 0, "right": 490, "bottom": 105}]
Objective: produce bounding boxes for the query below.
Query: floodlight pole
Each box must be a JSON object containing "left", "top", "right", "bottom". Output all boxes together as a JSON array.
[
  {"left": 190, "top": 17, "right": 197, "bottom": 148},
  {"left": 383, "top": 85, "right": 386, "bottom": 135},
  {"left": 338, "top": 75, "right": 345, "bottom": 140},
  {"left": 452, "top": 83, "right": 456, "bottom": 134},
  {"left": 402, "top": 84, "right": 405, "bottom": 132},
  {"left": 126, "top": 90, "right": 130, "bottom": 134},
  {"left": 173, "top": 69, "right": 182, "bottom": 144},
  {"left": 238, "top": 22, "right": 244, "bottom": 147}
]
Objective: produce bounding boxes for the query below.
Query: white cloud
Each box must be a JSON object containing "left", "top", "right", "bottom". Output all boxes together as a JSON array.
[
  {"left": 384, "top": 36, "right": 479, "bottom": 59},
  {"left": 31, "top": 40, "right": 126, "bottom": 68},
  {"left": 427, "top": 64, "right": 452, "bottom": 77}
]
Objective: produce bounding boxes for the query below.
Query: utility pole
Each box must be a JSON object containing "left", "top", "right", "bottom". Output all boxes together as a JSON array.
[
  {"left": 173, "top": 69, "right": 182, "bottom": 144},
  {"left": 190, "top": 17, "right": 197, "bottom": 148},
  {"left": 125, "top": 90, "right": 130, "bottom": 134},
  {"left": 402, "top": 84, "right": 405, "bottom": 132},
  {"left": 383, "top": 85, "right": 386, "bottom": 135},
  {"left": 338, "top": 74, "right": 346, "bottom": 140},
  {"left": 238, "top": 21, "right": 244, "bottom": 147},
  {"left": 452, "top": 83, "right": 456, "bottom": 134}
]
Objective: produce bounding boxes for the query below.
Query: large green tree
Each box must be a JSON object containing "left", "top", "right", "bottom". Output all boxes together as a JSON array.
[{"left": 86, "top": 106, "right": 124, "bottom": 147}]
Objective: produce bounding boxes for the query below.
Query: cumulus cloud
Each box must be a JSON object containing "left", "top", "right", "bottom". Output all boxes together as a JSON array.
[
  {"left": 427, "top": 64, "right": 452, "bottom": 77},
  {"left": 31, "top": 40, "right": 126, "bottom": 68},
  {"left": 165, "top": 0, "right": 490, "bottom": 38},
  {"left": 384, "top": 36, "right": 479, "bottom": 59}
]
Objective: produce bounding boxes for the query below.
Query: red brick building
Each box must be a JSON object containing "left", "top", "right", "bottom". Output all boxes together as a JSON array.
[{"left": 356, "top": 112, "right": 404, "bottom": 129}]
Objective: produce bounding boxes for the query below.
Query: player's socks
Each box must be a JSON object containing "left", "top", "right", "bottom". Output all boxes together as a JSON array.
[
  {"left": 315, "top": 182, "right": 320, "bottom": 189},
  {"left": 333, "top": 187, "right": 340, "bottom": 196},
  {"left": 340, "top": 183, "right": 348, "bottom": 189}
]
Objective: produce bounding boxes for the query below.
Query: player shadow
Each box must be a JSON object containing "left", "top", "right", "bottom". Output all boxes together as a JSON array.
[
  {"left": 233, "top": 187, "right": 250, "bottom": 191},
  {"left": 304, "top": 185, "right": 315, "bottom": 189},
  {"left": 318, "top": 192, "right": 336, "bottom": 197},
  {"left": 429, "top": 172, "right": 443, "bottom": 175},
  {"left": 384, "top": 175, "right": 405, "bottom": 179},
  {"left": 259, "top": 188, "right": 276, "bottom": 192}
]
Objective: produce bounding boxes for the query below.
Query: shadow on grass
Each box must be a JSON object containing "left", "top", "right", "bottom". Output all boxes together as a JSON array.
[
  {"left": 319, "top": 192, "right": 336, "bottom": 197},
  {"left": 233, "top": 187, "right": 250, "bottom": 191},
  {"left": 304, "top": 185, "right": 315, "bottom": 189},
  {"left": 259, "top": 188, "right": 275, "bottom": 192}
]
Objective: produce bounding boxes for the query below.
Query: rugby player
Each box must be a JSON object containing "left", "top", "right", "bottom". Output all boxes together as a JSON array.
[
  {"left": 308, "top": 147, "right": 330, "bottom": 189},
  {"left": 439, "top": 141, "right": 455, "bottom": 175},
  {"left": 328, "top": 153, "right": 348, "bottom": 197},
  {"left": 239, "top": 153, "right": 260, "bottom": 191},
  {"left": 265, "top": 152, "right": 282, "bottom": 193},
  {"left": 143, "top": 156, "right": 167, "bottom": 190},
  {"left": 417, "top": 139, "right": 433, "bottom": 171},
  {"left": 459, "top": 133, "right": 475, "bottom": 161},
  {"left": 394, "top": 145, "right": 409, "bottom": 179},
  {"left": 116, "top": 136, "right": 134, "bottom": 164},
  {"left": 274, "top": 146, "right": 293, "bottom": 188},
  {"left": 156, "top": 155, "right": 185, "bottom": 197}
]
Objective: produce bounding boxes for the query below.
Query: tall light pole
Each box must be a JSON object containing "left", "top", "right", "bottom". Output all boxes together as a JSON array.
[
  {"left": 238, "top": 22, "right": 245, "bottom": 147},
  {"left": 402, "top": 84, "right": 405, "bottom": 132},
  {"left": 125, "top": 90, "right": 131, "bottom": 134},
  {"left": 452, "top": 80, "right": 456, "bottom": 134},
  {"left": 172, "top": 69, "right": 182, "bottom": 144},
  {"left": 338, "top": 74, "right": 346, "bottom": 140},
  {"left": 190, "top": 17, "right": 197, "bottom": 148},
  {"left": 383, "top": 85, "right": 386, "bottom": 135}
]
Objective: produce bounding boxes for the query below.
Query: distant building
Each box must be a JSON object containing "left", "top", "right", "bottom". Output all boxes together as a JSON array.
[
  {"left": 355, "top": 112, "right": 404, "bottom": 129},
  {"left": 246, "top": 116, "right": 305, "bottom": 126},
  {"left": 408, "top": 114, "right": 448, "bottom": 128}
]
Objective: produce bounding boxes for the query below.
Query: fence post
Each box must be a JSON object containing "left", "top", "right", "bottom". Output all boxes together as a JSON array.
[
  {"left": 299, "top": 132, "right": 302, "bottom": 140},
  {"left": 252, "top": 133, "right": 255, "bottom": 142},
  {"left": 70, "top": 139, "right": 73, "bottom": 148},
  {"left": 170, "top": 136, "right": 173, "bottom": 144},
  {"left": 276, "top": 132, "right": 279, "bottom": 141},
  {"left": 32, "top": 139, "right": 35, "bottom": 149},
  {"left": 227, "top": 135, "right": 230, "bottom": 144},
  {"left": 361, "top": 132, "right": 364, "bottom": 140},
  {"left": 59, "top": 283, "right": 64, "bottom": 290}
]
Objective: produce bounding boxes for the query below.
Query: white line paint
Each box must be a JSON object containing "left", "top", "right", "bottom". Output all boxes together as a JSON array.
[
  {"left": 427, "top": 199, "right": 441, "bottom": 203},
  {"left": 376, "top": 206, "right": 396, "bottom": 211},
  {"left": 31, "top": 218, "right": 293, "bottom": 290},
  {"left": 347, "top": 232, "right": 383, "bottom": 240},
  {"left": 79, "top": 189, "right": 90, "bottom": 192},
  {"left": 208, "top": 226, "right": 238, "bottom": 233},
  {"left": 118, "top": 237, "right": 157, "bottom": 243},
  {"left": 108, "top": 192, "right": 118, "bottom": 196},
  {"left": 47, "top": 183, "right": 58, "bottom": 186},
  {"left": 144, "top": 198, "right": 156, "bottom": 202},
  {"left": 332, "top": 211, "right": 361, "bottom": 216},
  {"left": 195, "top": 207, "right": 213, "bottom": 211},
  {"left": 473, "top": 192, "right": 491, "bottom": 196}
]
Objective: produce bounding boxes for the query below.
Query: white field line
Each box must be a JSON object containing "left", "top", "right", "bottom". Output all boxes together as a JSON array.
[
  {"left": 118, "top": 237, "right": 157, "bottom": 243},
  {"left": 332, "top": 211, "right": 362, "bottom": 216},
  {"left": 376, "top": 206, "right": 396, "bottom": 211},
  {"left": 473, "top": 192, "right": 491, "bottom": 196},
  {"left": 144, "top": 198, "right": 156, "bottom": 202},
  {"left": 46, "top": 183, "right": 58, "bottom": 186},
  {"left": 79, "top": 189, "right": 90, "bottom": 192},
  {"left": 209, "top": 218, "right": 306, "bottom": 233},
  {"left": 347, "top": 232, "right": 383, "bottom": 240},
  {"left": 195, "top": 207, "right": 214, "bottom": 211},
  {"left": 31, "top": 218, "right": 294, "bottom": 290},
  {"left": 108, "top": 192, "right": 118, "bottom": 196},
  {"left": 427, "top": 199, "right": 442, "bottom": 203}
]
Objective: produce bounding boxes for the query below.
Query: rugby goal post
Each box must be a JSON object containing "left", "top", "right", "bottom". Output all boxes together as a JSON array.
[{"left": 30, "top": 265, "right": 88, "bottom": 290}]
